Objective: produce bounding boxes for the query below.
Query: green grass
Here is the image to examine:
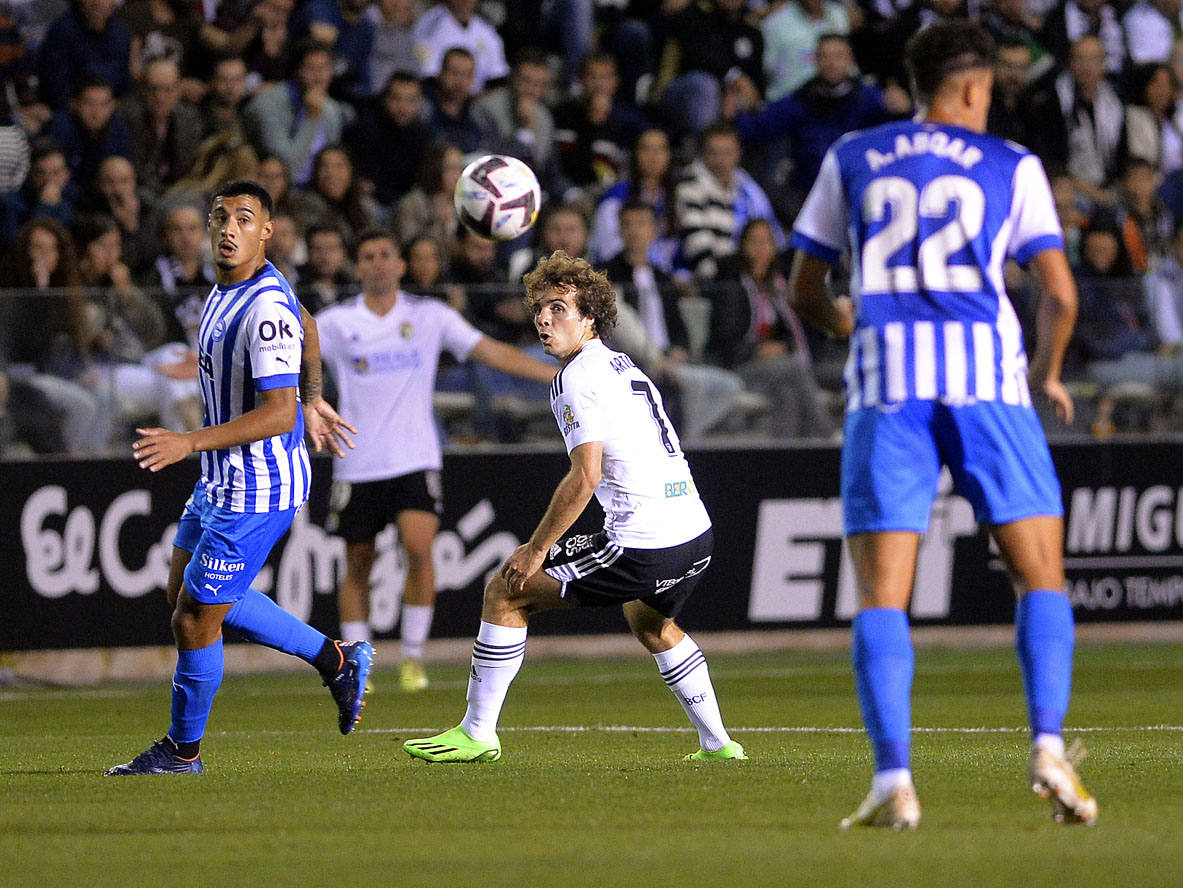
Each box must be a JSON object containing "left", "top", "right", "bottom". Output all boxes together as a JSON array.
[{"left": 2, "top": 642, "right": 1181, "bottom": 887}]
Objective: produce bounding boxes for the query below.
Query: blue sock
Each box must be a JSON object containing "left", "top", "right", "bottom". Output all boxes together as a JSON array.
[
  {"left": 223, "top": 589, "right": 328, "bottom": 662},
  {"left": 1015, "top": 590, "right": 1074, "bottom": 738},
  {"left": 168, "top": 639, "right": 224, "bottom": 744},
  {"left": 852, "top": 608, "right": 913, "bottom": 772}
]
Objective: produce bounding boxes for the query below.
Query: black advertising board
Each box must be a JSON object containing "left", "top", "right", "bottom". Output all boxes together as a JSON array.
[{"left": 2, "top": 441, "right": 1180, "bottom": 651}]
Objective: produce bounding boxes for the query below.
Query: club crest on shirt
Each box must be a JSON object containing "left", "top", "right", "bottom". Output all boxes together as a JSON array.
[
  {"left": 400, "top": 322, "right": 414, "bottom": 340},
  {"left": 211, "top": 318, "right": 227, "bottom": 341},
  {"left": 561, "top": 404, "right": 579, "bottom": 435}
]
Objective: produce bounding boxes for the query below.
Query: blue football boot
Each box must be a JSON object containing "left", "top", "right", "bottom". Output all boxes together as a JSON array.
[
  {"left": 105, "top": 739, "right": 204, "bottom": 776},
  {"left": 324, "top": 640, "right": 373, "bottom": 734}
]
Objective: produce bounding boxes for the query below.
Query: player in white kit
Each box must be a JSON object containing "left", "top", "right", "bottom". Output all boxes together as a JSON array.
[
  {"left": 404, "top": 250, "right": 746, "bottom": 763},
  {"left": 316, "top": 230, "right": 556, "bottom": 691}
]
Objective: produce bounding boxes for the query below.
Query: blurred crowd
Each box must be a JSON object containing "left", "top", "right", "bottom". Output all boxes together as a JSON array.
[{"left": 3, "top": 0, "right": 1183, "bottom": 456}]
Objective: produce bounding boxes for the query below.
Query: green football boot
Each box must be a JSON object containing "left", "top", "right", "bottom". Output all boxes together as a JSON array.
[{"left": 403, "top": 725, "right": 502, "bottom": 763}]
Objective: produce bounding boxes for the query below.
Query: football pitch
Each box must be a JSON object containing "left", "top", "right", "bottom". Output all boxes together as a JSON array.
[{"left": 1, "top": 641, "right": 1180, "bottom": 887}]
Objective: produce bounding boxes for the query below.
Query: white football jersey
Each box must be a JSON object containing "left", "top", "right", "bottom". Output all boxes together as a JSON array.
[
  {"left": 316, "top": 292, "right": 483, "bottom": 482},
  {"left": 551, "top": 338, "right": 711, "bottom": 548}
]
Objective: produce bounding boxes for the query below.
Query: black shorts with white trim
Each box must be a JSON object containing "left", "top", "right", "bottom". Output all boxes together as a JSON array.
[{"left": 543, "top": 527, "right": 713, "bottom": 619}]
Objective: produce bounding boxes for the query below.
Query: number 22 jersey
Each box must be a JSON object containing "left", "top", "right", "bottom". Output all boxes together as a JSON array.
[
  {"left": 790, "top": 120, "right": 1064, "bottom": 412},
  {"left": 550, "top": 339, "right": 711, "bottom": 549}
]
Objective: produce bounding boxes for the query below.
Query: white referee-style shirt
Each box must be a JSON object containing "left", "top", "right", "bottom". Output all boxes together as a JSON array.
[
  {"left": 791, "top": 120, "right": 1065, "bottom": 413},
  {"left": 196, "top": 261, "right": 311, "bottom": 513},
  {"left": 411, "top": 5, "right": 509, "bottom": 91},
  {"left": 316, "top": 292, "right": 483, "bottom": 482},
  {"left": 551, "top": 338, "right": 711, "bottom": 549}
]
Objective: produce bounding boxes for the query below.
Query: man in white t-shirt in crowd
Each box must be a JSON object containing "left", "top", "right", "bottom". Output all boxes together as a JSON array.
[
  {"left": 316, "top": 230, "right": 556, "bottom": 691},
  {"left": 412, "top": 0, "right": 509, "bottom": 93},
  {"left": 404, "top": 250, "right": 746, "bottom": 763}
]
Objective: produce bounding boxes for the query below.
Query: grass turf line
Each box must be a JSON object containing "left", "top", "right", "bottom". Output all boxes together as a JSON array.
[{"left": 0, "top": 641, "right": 1180, "bottom": 887}]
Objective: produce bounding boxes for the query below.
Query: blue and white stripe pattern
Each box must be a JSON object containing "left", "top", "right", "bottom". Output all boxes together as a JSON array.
[
  {"left": 196, "top": 261, "right": 311, "bottom": 513},
  {"left": 792, "top": 121, "right": 1064, "bottom": 414},
  {"left": 545, "top": 539, "right": 624, "bottom": 583},
  {"left": 659, "top": 644, "right": 707, "bottom": 690}
]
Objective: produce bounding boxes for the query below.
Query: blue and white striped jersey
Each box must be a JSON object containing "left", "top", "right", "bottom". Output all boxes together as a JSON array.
[
  {"left": 791, "top": 120, "right": 1064, "bottom": 412},
  {"left": 195, "top": 261, "right": 311, "bottom": 512}
]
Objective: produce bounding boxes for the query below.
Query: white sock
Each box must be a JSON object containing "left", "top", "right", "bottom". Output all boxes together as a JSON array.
[
  {"left": 399, "top": 604, "right": 434, "bottom": 661},
  {"left": 653, "top": 634, "right": 730, "bottom": 752},
  {"left": 340, "top": 620, "right": 370, "bottom": 644},
  {"left": 459, "top": 621, "right": 526, "bottom": 741},
  {"left": 1034, "top": 733, "right": 1065, "bottom": 757},
  {"left": 871, "top": 768, "right": 913, "bottom": 802}
]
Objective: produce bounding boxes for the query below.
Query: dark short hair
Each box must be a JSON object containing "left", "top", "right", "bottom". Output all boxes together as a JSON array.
[
  {"left": 905, "top": 20, "right": 996, "bottom": 105},
  {"left": 618, "top": 197, "right": 656, "bottom": 220},
  {"left": 70, "top": 73, "right": 113, "bottom": 100},
  {"left": 211, "top": 179, "right": 274, "bottom": 217},
  {"left": 441, "top": 46, "right": 476, "bottom": 68},
  {"left": 306, "top": 223, "right": 345, "bottom": 244},
  {"left": 816, "top": 32, "right": 851, "bottom": 49},
  {"left": 352, "top": 228, "right": 400, "bottom": 261}
]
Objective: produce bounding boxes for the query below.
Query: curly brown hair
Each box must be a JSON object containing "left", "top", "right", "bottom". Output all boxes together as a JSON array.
[{"left": 522, "top": 249, "right": 617, "bottom": 337}]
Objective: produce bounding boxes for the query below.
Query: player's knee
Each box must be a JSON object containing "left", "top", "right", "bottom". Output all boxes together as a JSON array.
[{"left": 483, "top": 573, "right": 511, "bottom": 607}]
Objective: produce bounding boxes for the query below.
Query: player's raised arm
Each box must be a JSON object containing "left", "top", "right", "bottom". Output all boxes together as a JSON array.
[
  {"left": 468, "top": 335, "right": 557, "bottom": 382},
  {"left": 1025, "top": 248, "right": 1079, "bottom": 425}
]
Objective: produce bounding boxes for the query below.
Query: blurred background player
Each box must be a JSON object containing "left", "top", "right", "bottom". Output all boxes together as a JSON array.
[
  {"left": 404, "top": 251, "right": 745, "bottom": 763},
  {"left": 106, "top": 179, "right": 367, "bottom": 775},
  {"left": 789, "top": 22, "right": 1097, "bottom": 827},
  {"left": 315, "top": 230, "right": 556, "bottom": 691}
]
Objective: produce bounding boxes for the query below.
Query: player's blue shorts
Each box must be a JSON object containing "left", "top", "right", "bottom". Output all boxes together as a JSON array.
[
  {"left": 842, "top": 399, "right": 1063, "bottom": 534},
  {"left": 175, "top": 481, "right": 299, "bottom": 604}
]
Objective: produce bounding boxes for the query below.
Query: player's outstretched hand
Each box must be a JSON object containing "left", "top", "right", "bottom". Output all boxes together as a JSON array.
[
  {"left": 1039, "top": 378, "right": 1074, "bottom": 426},
  {"left": 500, "top": 543, "right": 545, "bottom": 593},
  {"left": 133, "top": 428, "right": 193, "bottom": 472},
  {"left": 304, "top": 397, "right": 357, "bottom": 458}
]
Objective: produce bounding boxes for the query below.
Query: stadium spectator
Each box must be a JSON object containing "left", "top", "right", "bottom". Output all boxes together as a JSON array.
[
  {"left": 762, "top": 0, "right": 852, "bottom": 101},
  {"left": 650, "top": 0, "right": 765, "bottom": 144},
  {"left": 199, "top": 56, "right": 252, "bottom": 137},
  {"left": 403, "top": 249, "right": 745, "bottom": 766},
  {"left": 344, "top": 70, "right": 433, "bottom": 207},
  {"left": 0, "top": 100, "right": 29, "bottom": 194},
  {"left": 117, "top": 0, "right": 206, "bottom": 93},
  {"left": 726, "top": 32, "right": 907, "bottom": 222},
  {"left": 255, "top": 153, "right": 297, "bottom": 217},
  {"left": 1113, "top": 157, "right": 1171, "bottom": 271},
  {"left": 552, "top": 52, "right": 649, "bottom": 198},
  {"left": 120, "top": 58, "right": 205, "bottom": 197},
  {"left": 289, "top": 0, "right": 376, "bottom": 106},
  {"left": 90, "top": 154, "right": 161, "bottom": 275},
  {"left": 230, "top": 0, "right": 297, "bottom": 86},
  {"left": 316, "top": 229, "right": 555, "bottom": 691},
  {"left": 1122, "top": 0, "right": 1181, "bottom": 66},
  {"left": 588, "top": 126, "right": 680, "bottom": 268},
  {"left": 366, "top": 0, "right": 420, "bottom": 96},
  {"left": 411, "top": 0, "right": 510, "bottom": 94},
  {"left": 268, "top": 212, "right": 304, "bottom": 284},
  {"left": 36, "top": 0, "right": 133, "bottom": 109},
  {"left": 603, "top": 199, "right": 748, "bottom": 441},
  {"left": 507, "top": 201, "right": 590, "bottom": 286},
  {"left": 139, "top": 202, "right": 216, "bottom": 350},
  {"left": 44, "top": 75, "right": 132, "bottom": 196},
  {"left": 1024, "top": 35, "right": 1126, "bottom": 201},
  {"left": 393, "top": 139, "right": 464, "bottom": 250},
  {"left": 675, "top": 122, "right": 783, "bottom": 281},
  {"left": 711, "top": 217, "right": 833, "bottom": 440},
  {"left": 1039, "top": 0, "right": 1125, "bottom": 74},
  {"left": 403, "top": 233, "right": 466, "bottom": 312},
  {"left": 986, "top": 38, "right": 1035, "bottom": 145},
  {"left": 291, "top": 145, "right": 383, "bottom": 243},
  {"left": 979, "top": 0, "right": 1051, "bottom": 81},
  {"left": 297, "top": 224, "right": 354, "bottom": 312},
  {"left": 1124, "top": 62, "right": 1179, "bottom": 173},
  {"left": 471, "top": 48, "right": 570, "bottom": 201},
  {"left": 421, "top": 46, "right": 487, "bottom": 153},
  {"left": 0, "top": 216, "right": 106, "bottom": 454},
  {"left": 1089, "top": 221, "right": 1183, "bottom": 426},
  {"left": 162, "top": 130, "right": 261, "bottom": 211},
  {"left": 0, "top": 139, "right": 78, "bottom": 249},
  {"left": 242, "top": 39, "right": 352, "bottom": 185},
  {"left": 594, "top": 0, "right": 664, "bottom": 109}
]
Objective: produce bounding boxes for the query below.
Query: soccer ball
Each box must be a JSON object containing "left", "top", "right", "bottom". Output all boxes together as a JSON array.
[{"left": 454, "top": 154, "right": 541, "bottom": 241}]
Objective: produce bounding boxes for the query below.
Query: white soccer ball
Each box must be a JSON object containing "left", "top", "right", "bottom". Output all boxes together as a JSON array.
[{"left": 454, "top": 154, "right": 542, "bottom": 241}]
